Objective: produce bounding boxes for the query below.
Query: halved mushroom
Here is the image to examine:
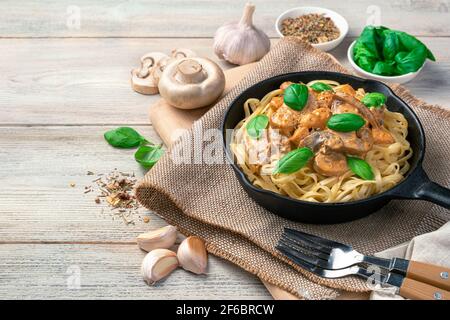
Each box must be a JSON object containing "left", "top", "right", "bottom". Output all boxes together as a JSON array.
[
  {"left": 131, "top": 52, "right": 168, "bottom": 95},
  {"left": 158, "top": 57, "right": 225, "bottom": 109}
]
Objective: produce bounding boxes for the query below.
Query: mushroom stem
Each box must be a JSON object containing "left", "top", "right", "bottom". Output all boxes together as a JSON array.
[
  {"left": 239, "top": 2, "right": 255, "bottom": 27},
  {"left": 174, "top": 59, "right": 206, "bottom": 84}
]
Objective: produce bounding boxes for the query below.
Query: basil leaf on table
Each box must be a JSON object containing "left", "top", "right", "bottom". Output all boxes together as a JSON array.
[
  {"left": 310, "top": 82, "right": 333, "bottom": 92},
  {"left": 104, "top": 127, "right": 147, "bottom": 148},
  {"left": 134, "top": 145, "right": 164, "bottom": 169},
  {"left": 361, "top": 92, "right": 387, "bottom": 108},
  {"left": 326, "top": 113, "right": 366, "bottom": 132},
  {"left": 273, "top": 147, "right": 314, "bottom": 174},
  {"left": 246, "top": 114, "right": 269, "bottom": 139},
  {"left": 347, "top": 156, "right": 375, "bottom": 180},
  {"left": 283, "top": 83, "right": 309, "bottom": 111}
]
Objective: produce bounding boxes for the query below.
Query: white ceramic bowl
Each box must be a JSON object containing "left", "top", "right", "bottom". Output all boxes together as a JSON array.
[
  {"left": 347, "top": 41, "right": 424, "bottom": 84},
  {"left": 275, "top": 7, "right": 348, "bottom": 52}
]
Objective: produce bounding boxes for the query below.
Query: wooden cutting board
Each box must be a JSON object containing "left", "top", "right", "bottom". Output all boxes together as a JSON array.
[{"left": 148, "top": 60, "right": 369, "bottom": 300}]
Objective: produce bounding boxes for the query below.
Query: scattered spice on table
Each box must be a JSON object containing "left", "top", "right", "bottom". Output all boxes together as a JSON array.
[
  {"left": 85, "top": 169, "right": 145, "bottom": 225},
  {"left": 280, "top": 13, "right": 340, "bottom": 44}
]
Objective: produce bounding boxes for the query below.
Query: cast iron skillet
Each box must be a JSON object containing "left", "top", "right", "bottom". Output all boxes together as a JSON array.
[{"left": 222, "top": 71, "right": 450, "bottom": 224}]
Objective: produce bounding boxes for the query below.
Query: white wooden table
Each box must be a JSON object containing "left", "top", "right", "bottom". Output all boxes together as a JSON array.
[{"left": 0, "top": 0, "right": 449, "bottom": 299}]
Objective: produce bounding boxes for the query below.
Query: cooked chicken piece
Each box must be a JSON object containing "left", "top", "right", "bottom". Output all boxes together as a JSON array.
[
  {"left": 302, "top": 88, "right": 319, "bottom": 114},
  {"left": 289, "top": 126, "right": 309, "bottom": 146},
  {"left": 333, "top": 92, "right": 379, "bottom": 128},
  {"left": 333, "top": 84, "right": 356, "bottom": 96},
  {"left": 244, "top": 127, "right": 291, "bottom": 172},
  {"left": 244, "top": 129, "right": 270, "bottom": 168},
  {"left": 300, "top": 107, "right": 332, "bottom": 129},
  {"left": 280, "top": 81, "right": 294, "bottom": 90},
  {"left": 270, "top": 104, "right": 301, "bottom": 136},
  {"left": 372, "top": 127, "right": 395, "bottom": 145},
  {"left": 316, "top": 91, "right": 334, "bottom": 109},
  {"left": 331, "top": 99, "right": 360, "bottom": 115},
  {"left": 268, "top": 96, "right": 284, "bottom": 111},
  {"left": 314, "top": 151, "right": 348, "bottom": 177},
  {"left": 333, "top": 127, "right": 373, "bottom": 156}
]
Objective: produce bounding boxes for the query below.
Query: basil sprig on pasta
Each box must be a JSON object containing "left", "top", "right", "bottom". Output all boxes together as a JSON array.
[
  {"left": 246, "top": 114, "right": 269, "bottom": 139},
  {"left": 273, "top": 147, "right": 314, "bottom": 174},
  {"left": 310, "top": 82, "right": 333, "bottom": 92},
  {"left": 283, "top": 83, "right": 309, "bottom": 111},
  {"left": 347, "top": 156, "right": 374, "bottom": 180},
  {"left": 327, "top": 113, "right": 366, "bottom": 132},
  {"left": 361, "top": 92, "right": 386, "bottom": 108}
]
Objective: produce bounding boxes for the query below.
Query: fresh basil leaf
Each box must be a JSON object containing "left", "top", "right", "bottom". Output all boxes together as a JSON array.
[
  {"left": 310, "top": 82, "right": 333, "bottom": 92},
  {"left": 326, "top": 113, "right": 366, "bottom": 132},
  {"left": 353, "top": 41, "right": 377, "bottom": 60},
  {"left": 347, "top": 156, "right": 375, "bottom": 180},
  {"left": 357, "top": 26, "right": 382, "bottom": 59},
  {"left": 361, "top": 92, "right": 386, "bottom": 108},
  {"left": 273, "top": 147, "right": 314, "bottom": 174},
  {"left": 283, "top": 83, "right": 309, "bottom": 111},
  {"left": 372, "top": 61, "right": 396, "bottom": 76},
  {"left": 246, "top": 114, "right": 269, "bottom": 139},
  {"left": 104, "top": 127, "right": 147, "bottom": 148},
  {"left": 382, "top": 30, "right": 399, "bottom": 61},
  {"left": 134, "top": 145, "right": 164, "bottom": 169},
  {"left": 394, "top": 46, "right": 427, "bottom": 74},
  {"left": 396, "top": 31, "right": 435, "bottom": 61}
]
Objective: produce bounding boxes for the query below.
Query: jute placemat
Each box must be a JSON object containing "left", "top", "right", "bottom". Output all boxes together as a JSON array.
[{"left": 136, "top": 38, "right": 449, "bottom": 299}]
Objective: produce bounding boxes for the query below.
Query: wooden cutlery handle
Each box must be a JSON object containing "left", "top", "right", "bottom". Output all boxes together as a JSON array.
[
  {"left": 399, "top": 278, "right": 450, "bottom": 300},
  {"left": 407, "top": 261, "right": 450, "bottom": 291}
]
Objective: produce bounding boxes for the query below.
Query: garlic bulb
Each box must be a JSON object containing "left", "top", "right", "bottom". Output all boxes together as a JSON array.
[
  {"left": 136, "top": 225, "right": 178, "bottom": 252},
  {"left": 141, "top": 249, "right": 179, "bottom": 285},
  {"left": 213, "top": 2, "right": 270, "bottom": 65},
  {"left": 177, "top": 236, "right": 208, "bottom": 274}
]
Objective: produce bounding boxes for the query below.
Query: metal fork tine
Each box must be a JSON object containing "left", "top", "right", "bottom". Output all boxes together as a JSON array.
[
  {"left": 278, "top": 237, "right": 324, "bottom": 266},
  {"left": 276, "top": 243, "right": 316, "bottom": 273},
  {"left": 282, "top": 230, "right": 332, "bottom": 255},
  {"left": 284, "top": 228, "right": 349, "bottom": 250},
  {"left": 280, "top": 234, "right": 331, "bottom": 262}
]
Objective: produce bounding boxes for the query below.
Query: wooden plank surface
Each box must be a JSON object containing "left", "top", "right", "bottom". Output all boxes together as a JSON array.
[
  {"left": 0, "top": 37, "right": 448, "bottom": 126},
  {"left": 0, "top": 125, "right": 168, "bottom": 242},
  {"left": 0, "top": 244, "right": 271, "bottom": 299},
  {"left": 1, "top": 0, "right": 450, "bottom": 38}
]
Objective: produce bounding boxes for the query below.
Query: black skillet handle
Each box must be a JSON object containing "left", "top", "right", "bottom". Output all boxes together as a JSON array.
[{"left": 401, "top": 167, "right": 450, "bottom": 209}]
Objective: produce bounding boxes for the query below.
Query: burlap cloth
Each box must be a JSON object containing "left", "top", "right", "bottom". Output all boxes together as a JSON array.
[{"left": 136, "top": 38, "right": 450, "bottom": 299}]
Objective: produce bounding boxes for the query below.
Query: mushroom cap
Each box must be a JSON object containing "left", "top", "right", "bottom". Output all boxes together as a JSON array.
[{"left": 158, "top": 57, "right": 225, "bottom": 110}]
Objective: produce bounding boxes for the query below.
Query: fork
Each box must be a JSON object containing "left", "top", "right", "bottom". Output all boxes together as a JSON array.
[
  {"left": 277, "top": 228, "right": 450, "bottom": 300},
  {"left": 281, "top": 228, "right": 450, "bottom": 291}
]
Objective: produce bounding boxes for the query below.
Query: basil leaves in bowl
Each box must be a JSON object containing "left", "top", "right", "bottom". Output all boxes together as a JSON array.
[{"left": 347, "top": 26, "right": 435, "bottom": 84}]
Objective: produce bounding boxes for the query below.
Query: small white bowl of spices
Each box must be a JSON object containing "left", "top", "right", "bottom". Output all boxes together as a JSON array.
[{"left": 275, "top": 7, "right": 348, "bottom": 51}]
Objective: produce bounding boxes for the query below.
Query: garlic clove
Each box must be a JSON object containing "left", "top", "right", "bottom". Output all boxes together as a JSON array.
[
  {"left": 136, "top": 225, "right": 178, "bottom": 252},
  {"left": 177, "top": 236, "right": 208, "bottom": 275},
  {"left": 141, "top": 248, "right": 179, "bottom": 285},
  {"left": 213, "top": 2, "right": 270, "bottom": 65}
]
